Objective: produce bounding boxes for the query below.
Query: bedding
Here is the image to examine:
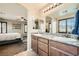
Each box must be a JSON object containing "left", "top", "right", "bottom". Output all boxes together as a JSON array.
[{"left": 0, "top": 33, "right": 21, "bottom": 41}]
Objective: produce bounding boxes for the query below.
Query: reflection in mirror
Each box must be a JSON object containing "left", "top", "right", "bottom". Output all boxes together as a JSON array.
[
  {"left": 33, "top": 19, "right": 39, "bottom": 29},
  {"left": 45, "top": 16, "right": 52, "bottom": 33}
]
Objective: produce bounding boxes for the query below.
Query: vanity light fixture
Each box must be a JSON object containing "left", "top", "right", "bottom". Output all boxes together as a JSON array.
[{"left": 43, "top": 3, "right": 62, "bottom": 13}]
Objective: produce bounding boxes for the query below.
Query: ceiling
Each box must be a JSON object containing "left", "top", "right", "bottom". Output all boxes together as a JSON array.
[
  {"left": 0, "top": 3, "right": 27, "bottom": 20},
  {"left": 20, "top": 3, "right": 48, "bottom": 12},
  {"left": 0, "top": 3, "right": 49, "bottom": 20},
  {"left": 1, "top": 3, "right": 77, "bottom": 21}
]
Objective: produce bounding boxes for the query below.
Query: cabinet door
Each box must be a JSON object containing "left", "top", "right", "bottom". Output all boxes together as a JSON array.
[
  {"left": 49, "top": 46, "right": 71, "bottom": 56},
  {"left": 49, "top": 40, "right": 77, "bottom": 55},
  {"left": 38, "top": 41, "right": 48, "bottom": 53},
  {"left": 38, "top": 48, "right": 48, "bottom": 56},
  {"left": 60, "top": 53, "right": 69, "bottom": 56},
  {"left": 49, "top": 46, "right": 60, "bottom": 56},
  {"left": 31, "top": 36, "right": 37, "bottom": 53}
]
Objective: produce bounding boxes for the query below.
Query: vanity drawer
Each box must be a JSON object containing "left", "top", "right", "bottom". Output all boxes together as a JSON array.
[
  {"left": 49, "top": 40, "right": 77, "bottom": 55},
  {"left": 38, "top": 48, "right": 48, "bottom": 56},
  {"left": 38, "top": 41, "right": 48, "bottom": 53},
  {"left": 38, "top": 38, "right": 48, "bottom": 44}
]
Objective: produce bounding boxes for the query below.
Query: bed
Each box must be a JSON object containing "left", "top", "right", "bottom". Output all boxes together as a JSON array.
[{"left": 0, "top": 33, "right": 22, "bottom": 45}]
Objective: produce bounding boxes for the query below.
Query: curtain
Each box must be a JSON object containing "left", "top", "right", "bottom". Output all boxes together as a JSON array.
[{"left": 72, "top": 10, "right": 79, "bottom": 35}]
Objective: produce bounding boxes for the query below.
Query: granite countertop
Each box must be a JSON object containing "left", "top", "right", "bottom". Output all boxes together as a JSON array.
[{"left": 32, "top": 33, "right": 79, "bottom": 47}]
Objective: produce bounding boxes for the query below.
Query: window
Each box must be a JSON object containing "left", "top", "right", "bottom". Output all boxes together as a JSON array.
[
  {"left": 67, "top": 18, "right": 75, "bottom": 33},
  {"left": 58, "top": 20, "right": 66, "bottom": 33},
  {"left": 0, "top": 22, "right": 7, "bottom": 33},
  {"left": 58, "top": 17, "right": 75, "bottom": 33}
]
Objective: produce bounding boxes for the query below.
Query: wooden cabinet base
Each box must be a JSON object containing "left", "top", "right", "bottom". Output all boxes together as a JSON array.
[{"left": 31, "top": 35, "right": 79, "bottom": 56}]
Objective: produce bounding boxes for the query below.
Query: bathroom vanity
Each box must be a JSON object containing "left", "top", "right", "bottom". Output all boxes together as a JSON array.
[{"left": 31, "top": 33, "right": 79, "bottom": 56}]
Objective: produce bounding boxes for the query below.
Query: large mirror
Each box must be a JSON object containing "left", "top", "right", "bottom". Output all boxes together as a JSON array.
[
  {"left": 33, "top": 19, "right": 39, "bottom": 29},
  {"left": 45, "top": 16, "right": 52, "bottom": 33}
]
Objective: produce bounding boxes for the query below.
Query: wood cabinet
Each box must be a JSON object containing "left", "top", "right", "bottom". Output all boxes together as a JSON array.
[
  {"left": 38, "top": 38, "right": 48, "bottom": 44},
  {"left": 31, "top": 35, "right": 38, "bottom": 53},
  {"left": 31, "top": 35, "right": 49, "bottom": 56},
  {"left": 49, "top": 46, "right": 60, "bottom": 56},
  {"left": 38, "top": 38, "right": 49, "bottom": 56},
  {"left": 38, "top": 48, "right": 48, "bottom": 56},
  {"left": 49, "top": 40, "right": 77, "bottom": 55},
  {"left": 49, "top": 45, "right": 72, "bottom": 56},
  {"left": 38, "top": 41, "right": 48, "bottom": 53},
  {"left": 31, "top": 35, "right": 79, "bottom": 56}
]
